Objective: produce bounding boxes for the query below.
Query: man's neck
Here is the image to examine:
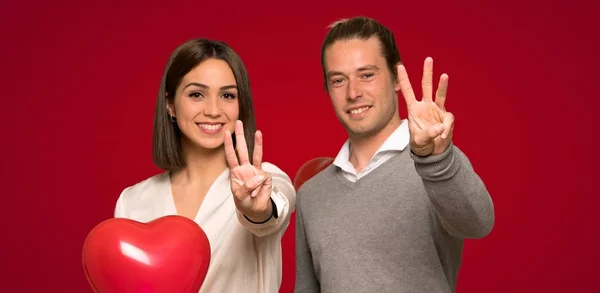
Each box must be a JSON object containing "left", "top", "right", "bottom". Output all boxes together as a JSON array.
[
  {"left": 348, "top": 118, "right": 401, "bottom": 173},
  {"left": 171, "top": 139, "right": 229, "bottom": 188}
]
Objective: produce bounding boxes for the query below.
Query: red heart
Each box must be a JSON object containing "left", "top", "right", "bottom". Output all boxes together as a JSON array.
[
  {"left": 293, "top": 157, "right": 333, "bottom": 190},
  {"left": 82, "top": 215, "right": 211, "bottom": 293}
]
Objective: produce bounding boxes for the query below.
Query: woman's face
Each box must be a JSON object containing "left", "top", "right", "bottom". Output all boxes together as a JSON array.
[{"left": 167, "top": 58, "right": 240, "bottom": 151}]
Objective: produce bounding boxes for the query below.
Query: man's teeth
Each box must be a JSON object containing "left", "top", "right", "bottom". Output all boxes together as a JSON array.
[
  {"left": 350, "top": 107, "right": 369, "bottom": 114},
  {"left": 199, "top": 124, "right": 222, "bottom": 131}
]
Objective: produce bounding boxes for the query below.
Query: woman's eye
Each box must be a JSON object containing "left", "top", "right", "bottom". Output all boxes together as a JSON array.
[
  {"left": 189, "top": 92, "right": 202, "bottom": 98},
  {"left": 223, "top": 93, "right": 236, "bottom": 99}
]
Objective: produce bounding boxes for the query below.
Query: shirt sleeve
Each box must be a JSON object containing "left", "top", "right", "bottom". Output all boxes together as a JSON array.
[{"left": 236, "top": 162, "right": 297, "bottom": 238}]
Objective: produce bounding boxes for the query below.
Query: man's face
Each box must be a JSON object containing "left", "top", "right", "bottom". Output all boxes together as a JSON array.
[{"left": 323, "top": 37, "right": 400, "bottom": 139}]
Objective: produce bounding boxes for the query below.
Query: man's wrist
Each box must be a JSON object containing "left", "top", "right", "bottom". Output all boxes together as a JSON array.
[
  {"left": 410, "top": 142, "right": 460, "bottom": 181},
  {"left": 410, "top": 148, "right": 431, "bottom": 158}
]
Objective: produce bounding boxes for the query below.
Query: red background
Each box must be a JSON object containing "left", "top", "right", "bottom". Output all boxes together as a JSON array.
[{"left": 1, "top": 0, "right": 598, "bottom": 292}]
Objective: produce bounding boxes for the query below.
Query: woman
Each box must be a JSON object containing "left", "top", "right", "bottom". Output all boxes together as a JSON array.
[{"left": 114, "top": 39, "right": 296, "bottom": 293}]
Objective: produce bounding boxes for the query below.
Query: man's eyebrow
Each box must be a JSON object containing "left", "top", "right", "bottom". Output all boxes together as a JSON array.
[
  {"left": 326, "top": 65, "right": 380, "bottom": 78},
  {"left": 357, "top": 65, "right": 379, "bottom": 71},
  {"left": 326, "top": 70, "right": 344, "bottom": 78}
]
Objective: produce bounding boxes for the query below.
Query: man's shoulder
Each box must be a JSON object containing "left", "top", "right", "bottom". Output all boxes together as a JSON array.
[{"left": 297, "top": 164, "right": 338, "bottom": 195}]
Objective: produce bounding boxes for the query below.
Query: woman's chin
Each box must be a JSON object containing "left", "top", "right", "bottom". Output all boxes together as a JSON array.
[
  {"left": 182, "top": 136, "right": 225, "bottom": 153},
  {"left": 194, "top": 140, "right": 225, "bottom": 152}
]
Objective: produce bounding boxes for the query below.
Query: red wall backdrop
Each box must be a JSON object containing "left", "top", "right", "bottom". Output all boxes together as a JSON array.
[{"left": 1, "top": 0, "right": 598, "bottom": 292}]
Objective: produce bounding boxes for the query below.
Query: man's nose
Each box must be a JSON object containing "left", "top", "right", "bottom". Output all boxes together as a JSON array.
[{"left": 347, "top": 79, "right": 362, "bottom": 100}]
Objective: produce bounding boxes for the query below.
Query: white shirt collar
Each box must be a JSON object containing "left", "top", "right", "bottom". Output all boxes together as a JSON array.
[{"left": 333, "top": 119, "right": 409, "bottom": 171}]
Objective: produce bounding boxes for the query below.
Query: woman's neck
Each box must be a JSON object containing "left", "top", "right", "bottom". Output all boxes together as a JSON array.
[{"left": 170, "top": 140, "right": 229, "bottom": 187}]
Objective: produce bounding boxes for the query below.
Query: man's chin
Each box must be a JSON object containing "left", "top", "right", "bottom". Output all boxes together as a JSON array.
[{"left": 344, "top": 123, "right": 379, "bottom": 139}]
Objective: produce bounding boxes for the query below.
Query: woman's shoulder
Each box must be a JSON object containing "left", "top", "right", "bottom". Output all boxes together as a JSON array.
[
  {"left": 261, "top": 162, "right": 291, "bottom": 180},
  {"left": 119, "top": 172, "right": 169, "bottom": 200},
  {"left": 114, "top": 172, "right": 170, "bottom": 219},
  {"left": 260, "top": 161, "right": 281, "bottom": 171}
]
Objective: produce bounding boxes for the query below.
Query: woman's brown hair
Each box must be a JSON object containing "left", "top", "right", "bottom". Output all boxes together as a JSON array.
[{"left": 152, "top": 39, "right": 256, "bottom": 171}]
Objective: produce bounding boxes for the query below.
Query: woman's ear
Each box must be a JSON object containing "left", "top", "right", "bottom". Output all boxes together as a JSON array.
[{"left": 165, "top": 93, "right": 176, "bottom": 116}]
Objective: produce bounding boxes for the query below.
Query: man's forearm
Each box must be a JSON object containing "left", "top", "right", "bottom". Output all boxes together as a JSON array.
[{"left": 411, "top": 143, "right": 495, "bottom": 238}]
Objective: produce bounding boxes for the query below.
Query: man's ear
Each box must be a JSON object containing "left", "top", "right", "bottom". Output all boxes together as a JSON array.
[{"left": 394, "top": 62, "right": 403, "bottom": 92}]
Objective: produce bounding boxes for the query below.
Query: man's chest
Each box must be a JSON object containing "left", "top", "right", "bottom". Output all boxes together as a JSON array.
[{"left": 302, "top": 176, "right": 434, "bottom": 257}]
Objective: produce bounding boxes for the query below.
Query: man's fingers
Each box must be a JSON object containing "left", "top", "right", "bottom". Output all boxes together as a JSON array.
[
  {"left": 408, "top": 112, "right": 427, "bottom": 130},
  {"left": 422, "top": 57, "right": 434, "bottom": 102},
  {"left": 397, "top": 64, "right": 418, "bottom": 106},
  {"left": 435, "top": 73, "right": 449, "bottom": 110},
  {"left": 253, "top": 130, "right": 263, "bottom": 169},
  {"left": 224, "top": 130, "right": 239, "bottom": 168},
  {"left": 441, "top": 111, "right": 454, "bottom": 139},
  {"left": 427, "top": 124, "right": 445, "bottom": 139},
  {"left": 412, "top": 122, "right": 444, "bottom": 141},
  {"left": 234, "top": 120, "right": 250, "bottom": 165}
]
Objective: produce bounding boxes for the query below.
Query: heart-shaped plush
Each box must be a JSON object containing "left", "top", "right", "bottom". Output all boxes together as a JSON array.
[{"left": 82, "top": 215, "right": 211, "bottom": 293}]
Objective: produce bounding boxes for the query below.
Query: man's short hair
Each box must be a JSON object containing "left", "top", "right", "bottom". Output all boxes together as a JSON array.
[{"left": 320, "top": 16, "right": 402, "bottom": 90}]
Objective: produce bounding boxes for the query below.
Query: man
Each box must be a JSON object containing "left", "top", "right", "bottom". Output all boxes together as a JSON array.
[{"left": 294, "top": 16, "right": 495, "bottom": 293}]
